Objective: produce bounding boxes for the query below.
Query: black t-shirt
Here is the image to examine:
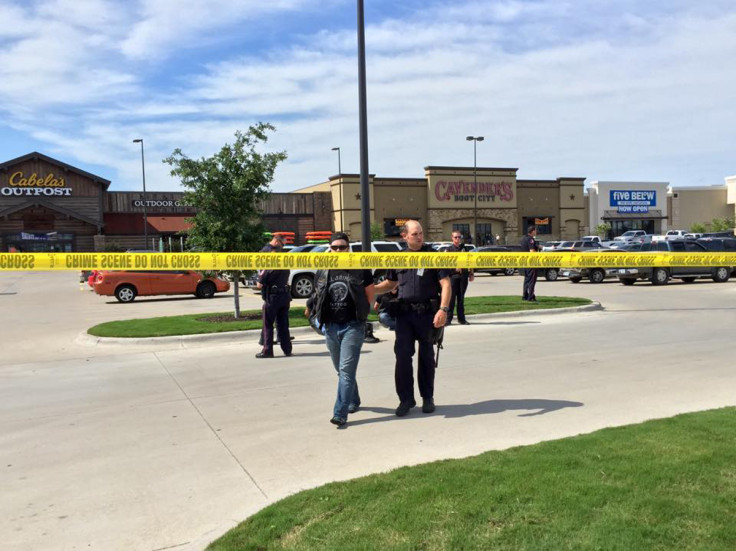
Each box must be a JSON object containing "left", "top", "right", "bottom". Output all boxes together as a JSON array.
[{"left": 322, "top": 269, "right": 373, "bottom": 324}]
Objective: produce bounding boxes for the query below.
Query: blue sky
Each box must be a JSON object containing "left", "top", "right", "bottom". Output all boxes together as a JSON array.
[{"left": 1, "top": 0, "right": 734, "bottom": 192}]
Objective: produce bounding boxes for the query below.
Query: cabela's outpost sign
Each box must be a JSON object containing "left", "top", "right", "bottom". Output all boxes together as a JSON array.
[{"left": 1, "top": 170, "right": 73, "bottom": 196}]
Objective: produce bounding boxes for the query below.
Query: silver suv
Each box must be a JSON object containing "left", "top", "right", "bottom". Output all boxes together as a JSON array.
[{"left": 288, "top": 241, "right": 402, "bottom": 298}]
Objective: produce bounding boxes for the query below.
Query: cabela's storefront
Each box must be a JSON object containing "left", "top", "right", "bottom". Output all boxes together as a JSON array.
[
  {"left": 0, "top": 152, "right": 332, "bottom": 252},
  {"left": 0, "top": 152, "right": 108, "bottom": 252}
]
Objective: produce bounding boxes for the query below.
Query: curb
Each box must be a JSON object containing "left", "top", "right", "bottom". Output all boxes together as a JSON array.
[{"left": 77, "top": 302, "right": 601, "bottom": 347}]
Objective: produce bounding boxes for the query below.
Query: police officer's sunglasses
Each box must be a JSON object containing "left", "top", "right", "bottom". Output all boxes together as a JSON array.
[{"left": 330, "top": 244, "right": 349, "bottom": 251}]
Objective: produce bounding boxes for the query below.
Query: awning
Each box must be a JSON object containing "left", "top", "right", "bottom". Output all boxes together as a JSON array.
[
  {"left": 602, "top": 209, "right": 667, "bottom": 220},
  {"left": 146, "top": 216, "right": 193, "bottom": 233}
]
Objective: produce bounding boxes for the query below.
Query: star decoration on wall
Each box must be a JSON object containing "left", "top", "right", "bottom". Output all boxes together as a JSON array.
[
  {"left": 355, "top": 193, "right": 361, "bottom": 200},
  {"left": 570, "top": 194, "right": 576, "bottom": 200}
]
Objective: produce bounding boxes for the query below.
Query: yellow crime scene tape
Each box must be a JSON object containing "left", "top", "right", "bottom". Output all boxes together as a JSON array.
[{"left": 2, "top": 251, "right": 736, "bottom": 271}]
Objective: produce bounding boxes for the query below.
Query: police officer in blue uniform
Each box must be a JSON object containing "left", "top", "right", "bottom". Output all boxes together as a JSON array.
[
  {"left": 374, "top": 220, "right": 452, "bottom": 416},
  {"left": 520, "top": 225, "right": 539, "bottom": 301},
  {"left": 445, "top": 229, "right": 474, "bottom": 325},
  {"left": 256, "top": 233, "right": 292, "bottom": 358}
]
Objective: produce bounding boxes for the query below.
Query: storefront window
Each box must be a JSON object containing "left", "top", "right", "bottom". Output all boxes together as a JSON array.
[
  {"left": 4, "top": 232, "right": 75, "bottom": 252},
  {"left": 610, "top": 220, "right": 656, "bottom": 236},
  {"left": 523, "top": 217, "right": 551, "bottom": 235}
]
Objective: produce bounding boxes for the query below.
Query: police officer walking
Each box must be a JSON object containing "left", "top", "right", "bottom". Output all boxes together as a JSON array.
[
  {"left": 256, "top": 233, "right": 292, "bottom": 358},
  {"left": 445, "top": 229, "right": 474, "bottom": 325},
  {"left": 520, "top": 225, "right": 540, "bottom": 302},
  {"left": 374, "top": 220, "right": 451, "bottom": 416}
]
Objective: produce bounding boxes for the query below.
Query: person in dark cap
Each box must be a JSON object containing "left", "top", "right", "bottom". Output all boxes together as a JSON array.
[
  {"left": 307, "top": 231, "right": 374, "bottom": 427},
  {"left": 256, "top": 233, "right": 292, "bottom": 358},
  {"left": 520, "top": 225, "right": 540, "bottom": 301},
  {"left": 374, "top": 220, "right": 451, "bottom": 417}
]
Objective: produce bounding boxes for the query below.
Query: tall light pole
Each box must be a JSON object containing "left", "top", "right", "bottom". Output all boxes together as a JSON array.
[
  {"left": 331, "top": 146, "right": 341, "bottom": 176},
  {"left": 331, "top": 147, "right": 342, "bottom": 231},
  {"left": 132, "top": 139, "right": 148, "bottom": 249},
  {"left": 357, "top": 0, "right": 371, "bottom": 249},
  {"left": 466, "top": 136, "right": 484, "bottom": 243}
]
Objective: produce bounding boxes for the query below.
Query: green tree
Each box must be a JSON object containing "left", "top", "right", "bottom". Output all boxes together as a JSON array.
[
  {"left": 164, "top": 123, "right": 287, "bottom": 317},
  {"left": 710, "top": 216, "right": 735, "bottom": 233},
  {"left": 594, "top": 223, "right": 611, "bottom": 239},
  {"left": 370, "top": 222, "right": 384, "bottom": 241},
  {"left": 690, "top": 222, "right": 707, "bottom": 233}
]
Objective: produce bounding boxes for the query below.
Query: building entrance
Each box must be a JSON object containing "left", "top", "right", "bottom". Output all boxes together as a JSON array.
[{"left": 610, "top": 219, "right": 656, "bottom": 238}]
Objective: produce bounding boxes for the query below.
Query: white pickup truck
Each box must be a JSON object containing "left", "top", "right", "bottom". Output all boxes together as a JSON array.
[{"left": 288, "top": 241, "right": 402, "bottom": 298}]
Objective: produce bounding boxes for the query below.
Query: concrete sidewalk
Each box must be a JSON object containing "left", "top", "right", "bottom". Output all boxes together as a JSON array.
[{"left": 2, "top": 301, "right": 735, "bottom": 550}]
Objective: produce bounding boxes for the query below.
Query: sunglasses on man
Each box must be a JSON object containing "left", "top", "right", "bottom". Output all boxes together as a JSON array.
[{"left": 330, "top": 244, "right": 349, "bottom": 251}]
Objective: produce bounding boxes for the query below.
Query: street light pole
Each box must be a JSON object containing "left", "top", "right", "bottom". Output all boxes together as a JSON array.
[
  {"left": 331, "top": 146, "right": 341, "bottom": 176},
  {"left": 331, "top": 147, "right": 342, "bottom": 230},
  {"left": 466, "top": 136, "right": 484, "bottom": 244},
  {"left": 132, "top": 139, "right": 148, "bottom": 249},
  {"left": 357, "top": 0, "right": 371, "bottom": 249}
]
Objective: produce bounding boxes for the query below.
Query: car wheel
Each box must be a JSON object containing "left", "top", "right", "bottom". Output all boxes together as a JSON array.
[
  {"left": 504, "top": 268, "right": 515, "bottom": 276},
  {"left": 620, "top": 278, "right": 636, "bottom": 286},
  {"left": 589, "top": 269, "right": 605, "bottom": 284},
  {"left": 651, "top": 268, "right": 669, "bottom": 285},
  {"left": 196, "top": 280, "right": 217, "bottom": 298},
  {"left": 712, "top": 267, "right": 730, "bottom": 283},
  {"left": 292, "top": 274, "right": 314, "bottom": 298},
  {"left": 545, "top": 269, "right": 559, "bottom": 281},
  {"left": 680, "top": 277, "right": 696, "bottom": 283},
  {"left": 115, "top": 284, "right": 137, "bottom": 303},
  {"left": 570, "top": 277, "right": 582, "bottom": 283}
]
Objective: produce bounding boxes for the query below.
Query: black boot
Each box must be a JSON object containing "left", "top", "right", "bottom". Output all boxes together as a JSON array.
[{"left": 363, "top": 322, "right": 379, "bottom": 344}]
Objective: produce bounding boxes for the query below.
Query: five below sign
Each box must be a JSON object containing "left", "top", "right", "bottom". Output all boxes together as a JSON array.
[{"left": 610, "top": 190, "right": 656, "bottom": 214}]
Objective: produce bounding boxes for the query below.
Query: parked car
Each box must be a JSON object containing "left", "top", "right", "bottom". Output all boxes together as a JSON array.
[
  {"left": 561, "top": 250, "right": 630, "bottom": 283},
  {"left": 288, "top": 241, "right": 402, "bottom": 298},
  {"left": 613, "top": 230, "right": 646, "bottom": 242},
  {"left": 541, "top": 241, "right": 561, "bottom": 251},
  {"left": 435, "top": 243, "right": 476, "bottom": 252},
  {"left": 616, "top": 240, "right": 731, "bottom": 285},
  {"left": 581, "top": 236, "right": 601, "bottom": 243},
  {"left": 470, "top": 246, "right": 516, "bottom": 276},
  {"left": 93, "top": 270, "right": 230, "bottom": 302},
  {"left": 702, "top": 231, "right": 735, "bottom": 238},
  {"left": 665, "top": 230, "right": 688, "bottom": 240},
  {"left": 697, "top": 237, "right": 736, "bottom": 275}
]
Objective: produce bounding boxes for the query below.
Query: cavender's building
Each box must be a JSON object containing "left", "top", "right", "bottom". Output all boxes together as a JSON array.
[{"left": 296, "top": 167, "right": 587, "bottom": 243}]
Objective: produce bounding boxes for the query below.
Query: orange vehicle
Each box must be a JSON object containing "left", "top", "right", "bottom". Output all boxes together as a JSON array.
[{"left": 92, "top": 270, "right": 230, "bottom": 303}]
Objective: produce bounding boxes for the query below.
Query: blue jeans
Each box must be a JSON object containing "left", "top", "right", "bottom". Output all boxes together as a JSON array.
[{"left": 324, "top": 320, "right": 364, "bottom": 420}]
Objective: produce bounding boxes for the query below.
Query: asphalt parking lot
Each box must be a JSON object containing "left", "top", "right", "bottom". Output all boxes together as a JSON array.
[{"left": 1, "top": 271, "right": 734, "bottom": 550}]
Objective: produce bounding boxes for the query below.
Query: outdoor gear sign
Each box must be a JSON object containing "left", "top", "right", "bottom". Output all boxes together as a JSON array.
[{"left": 2, "top": 252, "right": 736, "bottom": 271}]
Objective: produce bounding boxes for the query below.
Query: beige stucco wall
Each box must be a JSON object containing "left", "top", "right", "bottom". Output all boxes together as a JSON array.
[
  {"left": 516, "top": 181, "right": 561, "bottom": 239},
  {"left": 372, "top": 179, "right": 427, "bottom": 227},
  {"left": 671, "top": 187, "right": 732, "bottom": 230}
]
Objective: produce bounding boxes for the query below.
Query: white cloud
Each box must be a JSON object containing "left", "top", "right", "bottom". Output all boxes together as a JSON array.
[{"left": 0, "top": 0, "right": 735, "bottom": 194}]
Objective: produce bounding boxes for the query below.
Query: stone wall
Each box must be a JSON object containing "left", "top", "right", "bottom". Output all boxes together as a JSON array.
[{"left": 427, "top": 208, "right": 519, "bottom": 242}]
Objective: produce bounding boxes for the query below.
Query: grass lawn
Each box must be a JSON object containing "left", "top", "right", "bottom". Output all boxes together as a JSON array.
[
  {"left": 208, "top": 408, "right": 736, "bottom": 551},
  {"left": 87, "top": 296, "right": 590, "bottom": 338}
]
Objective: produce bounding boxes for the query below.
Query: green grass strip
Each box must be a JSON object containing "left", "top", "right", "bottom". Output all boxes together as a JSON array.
[
  {"left": 209, "top": 408, "right": 736, "bottom": 550},
  {"left": 87, "top": 296, "right": 590, "bottom": 338}
]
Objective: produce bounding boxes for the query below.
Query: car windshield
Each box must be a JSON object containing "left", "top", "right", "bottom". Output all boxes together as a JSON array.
[
  {"left": 289, "top": 245, "right": 314, "bottom": 253},
  {"left": 621, "top": 231, "right": 638, "bottom": 237},
  {"left": 312, "top": 245, "right": 328, "bottom": 252}
]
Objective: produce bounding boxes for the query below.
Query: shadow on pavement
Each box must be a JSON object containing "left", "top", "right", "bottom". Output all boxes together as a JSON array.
[{"left": 353, "top": 398, "right": 583, "bottom": 426}]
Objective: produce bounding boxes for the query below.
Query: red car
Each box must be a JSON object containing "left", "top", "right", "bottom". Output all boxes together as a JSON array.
[{"left": 93, "top": 270, "right": 230, "bottom": 303}]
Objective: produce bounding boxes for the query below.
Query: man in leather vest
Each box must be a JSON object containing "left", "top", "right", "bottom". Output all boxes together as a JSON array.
[{"left": 307, "top": 232, "right": 374, "bottom": 427}]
